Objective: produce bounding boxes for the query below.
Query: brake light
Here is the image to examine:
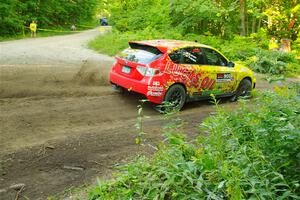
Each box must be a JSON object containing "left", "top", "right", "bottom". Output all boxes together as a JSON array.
[
  {"left": 136, "top": 65, "right": 160, "bottom": 77},
  {"left": 145, "top": 68, "right": 160, "bottom": 76},
  {"left": 112, "top": 60, "right": 117, "bottom": 69}
]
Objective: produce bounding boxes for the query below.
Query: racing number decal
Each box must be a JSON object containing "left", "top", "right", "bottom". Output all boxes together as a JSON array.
[{"left": 200, "top": 76, "right": 216, "bottom": 90}]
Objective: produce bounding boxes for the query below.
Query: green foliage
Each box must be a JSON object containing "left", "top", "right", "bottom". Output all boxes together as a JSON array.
[
  {"left": 0, "top": 0, "right": 24, "bottom": 35},
  {"left": 108, "top": 0, "right": 171, "bottom": 32},
  {"left": 245, "top": 50, "right": 300, "bottom": 75},
  {"left": 0, "top": 0, "right": 98, "bottom": 36},
  {"left": 264, "top": 0, "right": 300, "bottom": 40},
  {"left": 89, "top": 29, "right": 300, "bottom": 76},
  {"left": 171, "top": 0, "right": 219, "bottom": 34},
  {"left": 102, "top": 0, "right": 299, "bottom": 40},
  {"left": 89, "top": 85, "right": 300, "bottom": 199}
]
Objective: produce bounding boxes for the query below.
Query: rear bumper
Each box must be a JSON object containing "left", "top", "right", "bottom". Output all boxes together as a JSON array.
[{"left": 109, "top": 71, "right": 165, "bottom": 104}]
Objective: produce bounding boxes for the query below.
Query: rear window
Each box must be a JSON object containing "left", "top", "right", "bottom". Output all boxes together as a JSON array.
[{"left": 118, "top": 43, "right": 163, "bottom": 64}]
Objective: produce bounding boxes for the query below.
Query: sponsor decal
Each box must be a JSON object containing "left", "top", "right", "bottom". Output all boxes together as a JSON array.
[
  {"left": 152, "top": 81, "right": 160, "bottom": 86},
  {"left": 216, "top": 73, "right": 233, "bottom": 82},
  {"left": 147, "top": 83, "right": 164, "bottom": 96},
  {"left": 182, "top": 51, "right": 197, "bottom": 62},
  {"left": 200, "top": 76, "right": 216, "bottom": 90},
  {"left": 192, "top": 48, "right": 201, "bottom": 53},
  {"left": 147, "top": 91, "right": 163, "bottom": 97},
  {"left": 164, "top": 62, "right": 202, "bottom": 87},
  {"left": 147, "top": 86, "right": 164, "bottom": 92}
]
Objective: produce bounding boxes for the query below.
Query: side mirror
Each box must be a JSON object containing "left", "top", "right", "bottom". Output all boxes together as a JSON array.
[{"left": 228, "top": 61, "right": 235, "bottom": 67}]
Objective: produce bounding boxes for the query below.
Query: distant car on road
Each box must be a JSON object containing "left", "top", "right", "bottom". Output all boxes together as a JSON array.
[
  {"left": 100, "top": 17, "right": 108, "bottom": 26},
  {"left": 109, "top": 40, "right": 256, "bottom": 111}
]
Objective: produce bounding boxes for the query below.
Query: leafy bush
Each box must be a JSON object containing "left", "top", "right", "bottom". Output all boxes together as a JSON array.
[
  {"left": 245, "top": 49, "right": 300, "bottom": 75},
  {"left": 89, "top": 85, "right": 300, "bottom": 199}
]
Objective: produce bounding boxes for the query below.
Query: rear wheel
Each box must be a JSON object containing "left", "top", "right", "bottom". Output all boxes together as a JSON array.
[
  {"left": 159, "top": 84, "right": 186, "bottom": 112},
  {"left": 231, "top": 79, "right": 252, "bottom": 101}
]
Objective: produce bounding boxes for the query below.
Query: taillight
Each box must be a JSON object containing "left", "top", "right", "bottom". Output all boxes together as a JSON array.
[
  {"left": 112, "top": 60, "right": 117, "bottom": 69},
  {"left": 145, "top": 68, "right": 160, "bottom": 76},
  {"left": 136, "top": 65, "right": 160, "bottom": 77}
]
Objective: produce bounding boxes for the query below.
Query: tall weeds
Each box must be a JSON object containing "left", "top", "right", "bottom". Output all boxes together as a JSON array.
[{"left": 89, "top": 84, "right": 300, "bottom": 199}]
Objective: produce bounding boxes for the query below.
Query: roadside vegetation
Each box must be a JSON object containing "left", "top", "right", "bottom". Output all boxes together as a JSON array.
[
  {"left": 89, "top": 84, "right": 300, "bottom": 199},
  {"left": 0, "top": 0, "right": 99, "bottom": 40},
  {"left": 89, "top": 29, "right": 300, "bottom": 77},
  {"left": 0, "top": 26, "right": 95, "bottom": 42},
  {"left": 89, "top": 0, "right": 300, "bottom": 77},
  {"left": 87, "top": 0, "right": 300, "bottom": 199}
]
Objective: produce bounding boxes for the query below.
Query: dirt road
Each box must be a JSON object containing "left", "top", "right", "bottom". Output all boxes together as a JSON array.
[{"left": 0, "top": 29, "right": 281, "bottom": 199}]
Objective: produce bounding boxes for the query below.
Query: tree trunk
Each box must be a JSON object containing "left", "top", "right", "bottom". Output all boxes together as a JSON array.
[
  {"left": 246, "top": 10, "right": 249, "bottom": 35},
  {"left": 252, "top": 17, "right": 256, "bottom": 33},
  {"left": 240, "top": 0, "right": 246, "bottom": 36},
  {"left": 257, "top": 17, "right": 261, "bottom": 30}
]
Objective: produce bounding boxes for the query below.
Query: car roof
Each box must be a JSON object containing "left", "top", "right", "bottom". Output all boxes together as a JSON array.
[{"left": 129, "top": 39, "right": 213, "bottom": 53}]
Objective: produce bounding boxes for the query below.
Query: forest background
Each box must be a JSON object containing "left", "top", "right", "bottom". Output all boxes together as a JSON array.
[{"left": 1, "top": 0, "right": 299, "bottom": 75}]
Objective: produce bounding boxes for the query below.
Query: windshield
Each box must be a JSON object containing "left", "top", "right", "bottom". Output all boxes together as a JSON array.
[{"left": 118, "top": 44, "right": 163, "bottom": 64}]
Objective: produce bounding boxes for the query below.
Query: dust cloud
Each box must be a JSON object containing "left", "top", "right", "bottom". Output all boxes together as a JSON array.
[{"left": 0, "top": 59, "right": 113, "bottom": 98}]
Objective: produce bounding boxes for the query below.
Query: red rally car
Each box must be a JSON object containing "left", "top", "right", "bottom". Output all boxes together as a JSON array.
[{"left": 109, "top": 40, "right": 256, "bottom": 110}]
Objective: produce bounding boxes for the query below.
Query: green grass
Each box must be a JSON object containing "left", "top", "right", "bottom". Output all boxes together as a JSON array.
[
  {"left": 0, "top": 31, "right": 73, "bottom": 42},
  {"left": 0, "top": 25, "right": 97, "bottom": 42},
  {"left": 88, "top": 84, "right": 300, "bottom": 199},
  {"left": 87, "top": 28, "right": 184, "bottom": 56}
]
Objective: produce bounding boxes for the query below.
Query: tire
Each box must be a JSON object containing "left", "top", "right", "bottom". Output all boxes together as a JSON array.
[
  {"left": 231, "top": 79, "right": 252, "bottom": 101},
  {"left": 162, "top": 84, "right": 186, "bottom": 111}
]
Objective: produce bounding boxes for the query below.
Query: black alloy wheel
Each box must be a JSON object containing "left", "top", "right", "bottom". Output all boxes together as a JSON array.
[
  {"left": 163, "top": 84, "right": 186, "bottom": 111},
  {"left": 231, "top": 79, "right": 252, "bottom": 101}
]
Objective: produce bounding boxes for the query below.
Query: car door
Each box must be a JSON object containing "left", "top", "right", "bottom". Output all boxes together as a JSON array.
[
  {"left": 200, "top": 47, "right": 237, "bottom": 95},
  {"left": 167, "top": 47, "right": 205, "bottom": 95}
]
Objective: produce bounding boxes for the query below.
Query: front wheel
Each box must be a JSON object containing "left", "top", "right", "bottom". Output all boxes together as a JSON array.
[{"left": 231, "top": 79, "right": 252, "bottom": 101}]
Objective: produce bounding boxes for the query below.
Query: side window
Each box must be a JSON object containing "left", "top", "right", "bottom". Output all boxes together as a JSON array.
[
  {"left": 193, "top": 48, "right": 206, "bottom": 65},
  {"left": 203, "top": 48, "right": 228, "bottom": 66},
  {"left": 181, "top": 48, "right": 197, "bottom": 64},
  {"left": 168, "top": 50, "right": 181, "bottom": 64},
  {"left": 169, "top": 47, "right": 206, "bottom": 65}
]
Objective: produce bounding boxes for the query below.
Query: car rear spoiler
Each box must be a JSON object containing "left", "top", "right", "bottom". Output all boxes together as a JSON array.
[{"left": 129, "top": 42, "right": 163, "bottom": 55}]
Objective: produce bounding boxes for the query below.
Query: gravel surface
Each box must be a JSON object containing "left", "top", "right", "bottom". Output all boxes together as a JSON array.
[{"left": 0, "top": 28, "right": 113, "bottom": 65}]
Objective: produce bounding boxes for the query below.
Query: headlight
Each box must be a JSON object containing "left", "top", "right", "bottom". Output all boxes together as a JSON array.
[{"left": 137, "top": 66, "right": 160, "bottom": 77}]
